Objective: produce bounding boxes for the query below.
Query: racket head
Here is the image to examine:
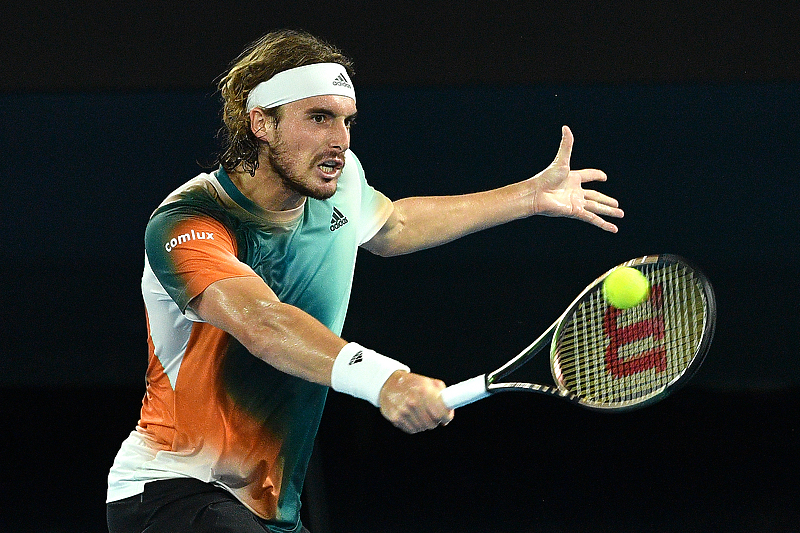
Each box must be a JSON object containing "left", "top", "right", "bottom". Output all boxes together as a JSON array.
[{"left": 549, "top": 254, "right": 716, "bottom": 411}]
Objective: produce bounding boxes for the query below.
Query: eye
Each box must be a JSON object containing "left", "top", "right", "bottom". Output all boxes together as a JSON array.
[
  {"left": 345, "top": 117, "right": 356, "bottom": 128},
  {"left": 311, "top": 114, "right": 326, "bottom": 124}
]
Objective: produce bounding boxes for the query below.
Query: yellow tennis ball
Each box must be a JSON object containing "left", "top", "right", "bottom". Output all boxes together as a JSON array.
[{"left": 602, "top": 266, "right": 651, "bottom": 309}]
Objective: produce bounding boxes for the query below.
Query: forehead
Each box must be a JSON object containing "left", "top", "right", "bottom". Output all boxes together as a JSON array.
[{"left": 282, "top": 95, "right": 357, "bottom": 116}]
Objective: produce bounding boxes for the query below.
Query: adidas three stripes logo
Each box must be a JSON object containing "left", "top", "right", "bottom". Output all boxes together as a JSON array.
[
  {"left": 330, "top": 207, "right": 349, "bottom": 231},
  {"left": 332, "top": 73, "right": 352, "bottom": 89}
]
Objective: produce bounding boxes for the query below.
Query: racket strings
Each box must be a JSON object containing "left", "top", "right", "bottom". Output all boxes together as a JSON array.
[{"left": 553, "top": 262, "right": 708, "bottom": 407}]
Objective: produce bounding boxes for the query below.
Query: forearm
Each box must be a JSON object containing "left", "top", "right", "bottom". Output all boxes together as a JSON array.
[
  {"left": 190, "top": 276, "right": 452, "bottom": 431},
  {"left": 368, "top": 180, "right": 534, "bottom": 256},
  {"left": 191, "top": 277, "right": 346, "bottom": 385},
  {"left": 234, "top": 300, "right": 345, "bottom": 384},
  {"left": 191, "top": 278, "right": 411, "bottom": 403},
  {"left": 365, "top": 127, "right": 623, "bottom": 257}
]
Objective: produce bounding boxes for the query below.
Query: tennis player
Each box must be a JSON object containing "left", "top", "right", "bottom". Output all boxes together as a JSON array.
[{"left": 106, "top": 29, "right": 623, "bottom": 533}]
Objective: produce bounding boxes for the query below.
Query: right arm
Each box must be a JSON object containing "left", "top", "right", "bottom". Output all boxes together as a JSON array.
[
  {"left": 189, "top": 276, "right": 453, "bottom": 433},
  {"left": 190, "top": 276, "right": 345, "bottom": 385}
]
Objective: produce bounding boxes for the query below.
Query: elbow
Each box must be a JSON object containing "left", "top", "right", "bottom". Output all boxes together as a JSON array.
[
  {"left": 365, "top": 218, "right": 410, "bottom": 257},
  {"left": 368, "top": 242, "right": 402, "bottom": 258},
  {"left": 234, "top": 301, "right": 300, "bottom": 362}
]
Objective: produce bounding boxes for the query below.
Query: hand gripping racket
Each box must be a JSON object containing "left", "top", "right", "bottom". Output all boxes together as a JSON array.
[{"left": 440, "top": 254, "right": 716, "bottom": 412}]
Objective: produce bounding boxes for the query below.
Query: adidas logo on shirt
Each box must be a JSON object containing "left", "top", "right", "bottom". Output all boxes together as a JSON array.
[
  {"left": 330, "top": 207, "right": 349, "bottom": 231},
  {"left": 332, "top": 73, "right": 352, "bottom": 89}
]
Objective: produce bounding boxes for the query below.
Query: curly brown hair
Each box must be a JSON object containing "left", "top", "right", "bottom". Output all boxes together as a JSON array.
[{"left": 216, "top": 29, "right": 355, "bottom": 175}]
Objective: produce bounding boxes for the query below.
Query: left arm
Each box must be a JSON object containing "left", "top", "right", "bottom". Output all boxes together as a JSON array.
[{"left": 363, "top": 126, "right": 623, "bottom": 257}]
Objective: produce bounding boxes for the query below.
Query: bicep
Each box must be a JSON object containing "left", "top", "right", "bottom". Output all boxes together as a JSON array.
[
  {"left": 189, "top": 276, "right": 281, "bottom": 339},
  {"left": 361, "top": 202, "right": 404, "bottom": 257}
]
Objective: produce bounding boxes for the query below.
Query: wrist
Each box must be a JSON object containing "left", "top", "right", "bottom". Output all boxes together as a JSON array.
[{"left": 331, "top": 342, "right": 410, "bottom": 407}]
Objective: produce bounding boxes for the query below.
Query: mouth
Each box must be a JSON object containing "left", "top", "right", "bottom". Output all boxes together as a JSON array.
[{"left": 317, "top": 157, "right": 345, "bottom": 179}]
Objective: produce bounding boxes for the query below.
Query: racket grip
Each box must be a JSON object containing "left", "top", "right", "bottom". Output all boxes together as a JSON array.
[{"left": 440, "top": 375, "right": 490, "bottom": 409}]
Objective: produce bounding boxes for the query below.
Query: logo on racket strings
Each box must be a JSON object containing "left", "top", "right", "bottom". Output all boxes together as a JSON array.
[{"left": 603, "top": 285, "right": 667, "bottom": 378}]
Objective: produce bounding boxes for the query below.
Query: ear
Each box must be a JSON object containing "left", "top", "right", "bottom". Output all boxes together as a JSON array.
[{"left": 249, "top": 108, "right": 274, "bottom": 142}]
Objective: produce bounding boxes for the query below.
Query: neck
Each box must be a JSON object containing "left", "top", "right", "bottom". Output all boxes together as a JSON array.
[{"left": 227, "top": 165, "right": 304, "bottom": 212}]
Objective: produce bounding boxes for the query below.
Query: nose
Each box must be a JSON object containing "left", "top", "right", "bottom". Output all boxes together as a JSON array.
[{"left": 330, "top": 118, "right": 350, "bottom": 152}]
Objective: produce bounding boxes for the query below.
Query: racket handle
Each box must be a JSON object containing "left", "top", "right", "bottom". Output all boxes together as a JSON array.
[{"left": 440, "top": 375, "right": 490, "bottom": 409}]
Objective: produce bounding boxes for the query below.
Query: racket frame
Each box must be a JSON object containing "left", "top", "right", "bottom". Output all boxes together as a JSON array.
[{"left": 443, "top": 254, "right": 716, "bottom": 411}]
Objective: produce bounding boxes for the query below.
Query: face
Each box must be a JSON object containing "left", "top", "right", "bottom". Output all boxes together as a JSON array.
[{"left": 261, "top": 95, "right": 357, "bottom": 201}]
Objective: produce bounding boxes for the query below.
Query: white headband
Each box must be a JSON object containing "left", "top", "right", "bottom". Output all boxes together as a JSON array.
[{"left": 246, "top": 63, "right": 356, "bottom": 111}]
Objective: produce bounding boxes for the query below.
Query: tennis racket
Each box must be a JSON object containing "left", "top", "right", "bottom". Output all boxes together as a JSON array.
[{"left": 440, "top": 254, "right": 716, "bottom": 412}]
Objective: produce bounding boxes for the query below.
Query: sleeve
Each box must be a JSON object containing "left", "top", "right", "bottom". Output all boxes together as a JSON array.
[
  {"left": 144, "top": 205, "right": 260, "bottom": 313},
  {"left": 349, "top": 151, "right": 394, "bottom": 245}
]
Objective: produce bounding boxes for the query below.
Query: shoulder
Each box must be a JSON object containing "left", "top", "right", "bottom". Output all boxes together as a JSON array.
[
  {"left": 145, "top": 172, "right": 238, "bottom": 254},
  {"left": 151, "top": 172, "right": 227, "bottom": 219},
  {"left": 346, "top": 150, "right": 363, "bottom": 170},
  {"left": 341, "top": 150, "right": 365, "bottom": 183}
]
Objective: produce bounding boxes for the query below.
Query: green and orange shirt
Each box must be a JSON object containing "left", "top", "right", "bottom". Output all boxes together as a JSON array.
[{"left": 107, "top": 151, "right": 393, "bottom": 531}]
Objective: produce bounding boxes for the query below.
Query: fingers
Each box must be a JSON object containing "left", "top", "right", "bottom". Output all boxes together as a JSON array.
[
  {"left": 536, "top": 127, "right": 622, "bottom": 233},
  {"left": 379, "top": 373, "right": 454, "bottom": 434},
  {"left": 587, "top": 213, "right": 619, "bottom": 233},
  {"left": 584, "top": 189, "right": 619, "bottom": 208},
  {"left": 397, "top": 401, "right": 453, "bottom": 434},
  {"left": 398, "top": 379, "right": 453, "bottom": 434},
  {"left": 584, "top": 199, "right": 624, "bottom": 225},
  {"left": 584, "top": 187, "right": 624, "bottom": 226},
  {"left": 577, "top": 206, "right": 621, "bottom": 233},
  {"left": 552, "top": 125, "right": 574, "bottom": 168},
  {"left": 575, "top": 168, "right": 608, "bottom": 183},
  {"left": 572, "top": 189, "right": 624, "bottom": 233}
]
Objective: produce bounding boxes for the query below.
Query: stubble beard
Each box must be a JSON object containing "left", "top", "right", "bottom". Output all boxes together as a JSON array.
[{"left": 267, "top": 136, "right": 337, "bottom": 201}]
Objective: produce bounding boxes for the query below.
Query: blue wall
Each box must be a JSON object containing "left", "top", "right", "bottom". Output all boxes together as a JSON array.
[{"left": 2, "top": 82, "right": 798, "bottom": 390}]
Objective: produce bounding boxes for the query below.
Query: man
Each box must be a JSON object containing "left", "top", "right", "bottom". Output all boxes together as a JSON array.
[{"left": 107, "top": 29, "right": 623, "bottom": 533}]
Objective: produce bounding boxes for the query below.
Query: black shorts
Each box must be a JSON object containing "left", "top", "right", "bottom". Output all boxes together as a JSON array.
[{"left": 107, "top": 478, "right": 310, "bottom": 533}]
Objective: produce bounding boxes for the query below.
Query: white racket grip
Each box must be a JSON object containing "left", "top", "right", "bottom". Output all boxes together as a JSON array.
[{"left": 440, "top": 375, "right": 490, "bottom": 409}]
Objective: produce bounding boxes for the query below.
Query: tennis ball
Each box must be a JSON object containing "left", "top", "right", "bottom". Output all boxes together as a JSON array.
[{"left": 602, "top": 266, "right": 651, "bottom": 309}]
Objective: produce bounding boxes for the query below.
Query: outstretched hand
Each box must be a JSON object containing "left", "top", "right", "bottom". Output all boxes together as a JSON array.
[{"left": 529, "top": 126, "right": 624, "bottom": 232}]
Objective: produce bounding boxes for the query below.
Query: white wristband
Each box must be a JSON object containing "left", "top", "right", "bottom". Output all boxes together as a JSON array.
[{"left": 331, "top": 343, "right": 410, "bottom": 407}]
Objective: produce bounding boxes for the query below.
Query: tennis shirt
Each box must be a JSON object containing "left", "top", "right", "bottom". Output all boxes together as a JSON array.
[{"left": 107, "top": 151, "right": 393, "bottom": 530}]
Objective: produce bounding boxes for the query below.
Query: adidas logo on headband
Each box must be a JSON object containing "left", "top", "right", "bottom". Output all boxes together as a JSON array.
[
  {"left": 332, "top": 73, "right": 352, "bottom": 89},
  {"left": 246, "top": 63, "right": 356, "bottom": 111}
]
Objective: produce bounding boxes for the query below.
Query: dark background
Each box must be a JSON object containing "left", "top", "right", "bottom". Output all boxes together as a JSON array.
[{"left": 1, "top": 2, "right": 798, "bottom": 532}]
